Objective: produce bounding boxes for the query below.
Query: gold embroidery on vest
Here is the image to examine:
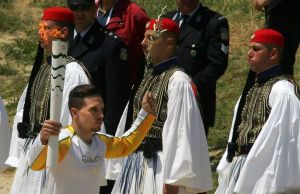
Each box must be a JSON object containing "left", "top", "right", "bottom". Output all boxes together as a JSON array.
[
  {"left": 236, "top": 76, "right": 287, "bottom": 151},
  {"left": 133, "top": 67, "right": 181, "bottom": 140}
]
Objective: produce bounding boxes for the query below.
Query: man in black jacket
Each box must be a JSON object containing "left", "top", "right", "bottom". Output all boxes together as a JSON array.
[
  {"left": 68, "top": 0, "right": 131, "bottom": 136},
  {"left": 165, "top": 0, "right": 229, "bottom": 135}
]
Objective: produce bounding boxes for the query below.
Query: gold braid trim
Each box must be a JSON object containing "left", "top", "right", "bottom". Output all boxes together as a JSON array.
[
  {"left": 133, "top": 66, "right": 181, "bottom": 140},
  {"left": 237, "top": 75, "right": 287, "bottom": 149}
]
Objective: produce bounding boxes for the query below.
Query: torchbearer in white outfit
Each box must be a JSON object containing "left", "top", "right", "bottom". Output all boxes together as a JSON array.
[
  {"left": 110, "top": 18, "right": 212, "bottom": 194},
  {"left": 27, "top": 85, "right": 156, "bottom": 194},
  {"left": 216, "top": 29, "right": 300, "bottom": 194}
]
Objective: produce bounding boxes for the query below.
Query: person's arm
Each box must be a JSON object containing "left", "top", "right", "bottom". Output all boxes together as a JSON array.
[
  {"left": 6, "top": 85, "right": 28, "bottom": 167},
  {"left": 98, "top": 92, "right": 156, "bottom": 158},
  {"left": 252, "top": 0, "right": 270, "bottom": 11},
  {"left": 163, "top": 72, "right": 212, "bottom": 193},
  {"left": 28, "top": 121, "right": 71, "bottom": 171},
  {"left": 234, "top": 80, "right": 300, "bottom": 193}
]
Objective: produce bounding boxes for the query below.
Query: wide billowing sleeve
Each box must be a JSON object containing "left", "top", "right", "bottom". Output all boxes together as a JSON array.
[
  {"left": 0, "top": 96, "right": 11, "bottom": 172},
  {"left": 98, "top": 109, "right": 155, "bottom": 158},
  {"left": 60, "top": 62, "right": 90, "bottom": 126},
  {"left": 5, "top": 86, "right": 27, "bottom": 167},
  {"left": 162, "top": 71, "right": 212, "bottom": 193},
  {"left": 234, "top": 80, "right": 300, "bottom": 193}
]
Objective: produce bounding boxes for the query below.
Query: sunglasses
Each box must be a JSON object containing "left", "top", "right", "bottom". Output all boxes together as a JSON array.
[{"left": 68, "top": 3, "right": 93, "bottom": 11}]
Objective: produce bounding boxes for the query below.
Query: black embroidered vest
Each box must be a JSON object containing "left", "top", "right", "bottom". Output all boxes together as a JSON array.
[
  {"left": 236, "top": 75, "right": 288, "bottom": 155},
  {"left": 133, "top": 66, "right": 182, "bottom": 157}
]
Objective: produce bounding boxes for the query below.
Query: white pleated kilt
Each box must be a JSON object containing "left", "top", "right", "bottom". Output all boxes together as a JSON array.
[
  {"left": 111, "top": 151, "right": 163, "bottom": 194},
  {"left": 215, "top": 155, "right": 247, "bottom": 194}
]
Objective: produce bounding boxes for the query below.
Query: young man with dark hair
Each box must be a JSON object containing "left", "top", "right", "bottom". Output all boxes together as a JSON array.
[{"left": 26, "top": 84, "right": 156, "bottom": 194}]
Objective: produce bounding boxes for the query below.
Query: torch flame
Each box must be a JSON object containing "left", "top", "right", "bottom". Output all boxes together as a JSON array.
[
  {"left": 39, "top": 22, "right": 49, "bottom": 43},
  {"left": 38, "top": 22, "right": 64, "bottom": 44},
  {"left": 50, "top": 28, "right": 64, "bottom": 39}
]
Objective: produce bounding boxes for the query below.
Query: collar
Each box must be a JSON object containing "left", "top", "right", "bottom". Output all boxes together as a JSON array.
[
  {"left": 152, "top": 57, "right": 178, "bottom": 76},
  {"left": 66, "top": 125, "right": 76, "bottom": 137},
  {"left": 97, "top": 0, "right": 119, "bottom": 24},
  {"left": 256, "top": 65, "right": 282, "bottom": 83},
  {"left": 73, "top": 21, "right": 94, "bottom": 39},
  {"left": 179, "top": 4, "right": 200, "bottom": 19},
  {"left": 66, "top": 125, "right": 96, "bottom": 146}
]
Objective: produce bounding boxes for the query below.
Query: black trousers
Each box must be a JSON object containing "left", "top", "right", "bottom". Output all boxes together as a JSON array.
[{"left": 99, "top": 180, "right": 115, "bottom": 194}]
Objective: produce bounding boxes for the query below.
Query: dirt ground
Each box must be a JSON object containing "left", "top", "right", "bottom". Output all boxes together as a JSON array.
[{"left": 0, "top": 169, "right": 15, "bottom": 194}]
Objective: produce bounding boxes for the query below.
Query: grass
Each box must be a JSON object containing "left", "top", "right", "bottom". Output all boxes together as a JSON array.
[
  {"left": 0, "top": 74, "right": 28, "bottom": 119},
  {"left": 0, "top": 0, "right": 299, "bottom": 193},
  {"left": 0, "top": 10, "right": 23, "bottom": 33},
  {"left": 0, "top": 1, "right": 35, "bottom": 33},
  {"left": 1, "top": 36, "right": 39, "bottom": 66},
  {"left": 0, "top": 63, "right": 17, "bottom": 76},
  {"left": 30, "top": 0, "right": 66, "bottom": 8}
]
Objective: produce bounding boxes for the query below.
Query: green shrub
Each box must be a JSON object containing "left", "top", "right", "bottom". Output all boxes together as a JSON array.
[
  {"left": 30, "top": 0, "right": 66, "bottom": 8},
  {"left": 1, "top": 37, "right": 38, "bottom": 65},
  {"left": 0, "top": 10, "right": 23, "bottom": 32},
  {"left": 134, "top": 0, "right": 176, "bottom": 18},
  {"left": 0, "top": 63, "right": 18, "bottom": 76},
  {"left": 0, "top": 0, "right": 12, "bottom": 8}
]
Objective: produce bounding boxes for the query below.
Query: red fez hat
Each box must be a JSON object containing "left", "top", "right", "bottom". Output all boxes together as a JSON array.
[
  {"left": 250, "top": 29, "right": 284, "bottom": 47},
  {"left": 145, "top": 18, "right": 180, "bottom": 36},
  {"left": 42, "top": 7, "right": 74, "bottom": 23}
]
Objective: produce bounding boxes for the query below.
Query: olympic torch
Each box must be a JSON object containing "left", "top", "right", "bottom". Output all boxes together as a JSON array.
[{"left": 47, "top": 39, "right": 68, "bottom": 168}]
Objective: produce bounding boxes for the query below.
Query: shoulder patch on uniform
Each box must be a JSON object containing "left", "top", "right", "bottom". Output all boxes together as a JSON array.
[
  {"left": 221, "top": 43, "right": 229, "bottom": 54},
  {"left": 218, "top": 16, "right": 226, "bottom": 21},
  {"left": 220, "top": 27, "right": 229, "bottom": 41}
]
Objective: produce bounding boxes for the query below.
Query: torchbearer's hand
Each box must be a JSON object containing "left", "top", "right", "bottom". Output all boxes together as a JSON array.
[
  {"left": 40, "top": 120, "right": 61, "bottom": 145},
  {"left": 142, "top": 91, "right": 156, "bottom": 115}
]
